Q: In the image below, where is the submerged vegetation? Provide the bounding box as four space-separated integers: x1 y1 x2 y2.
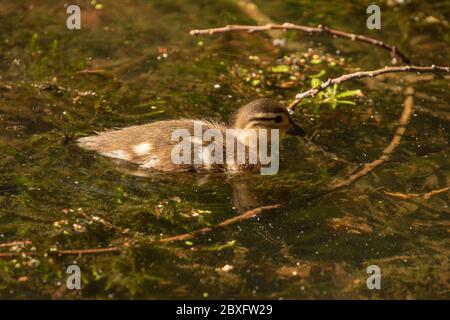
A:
0 0 449 299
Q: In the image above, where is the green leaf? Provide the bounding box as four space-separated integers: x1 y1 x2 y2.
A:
337 100 356 105
311 78 322 88
308 69 326 78
337 89 362 98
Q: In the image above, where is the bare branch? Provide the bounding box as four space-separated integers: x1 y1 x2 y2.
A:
190 23 411 64
288 65 449 110
382 186 450 200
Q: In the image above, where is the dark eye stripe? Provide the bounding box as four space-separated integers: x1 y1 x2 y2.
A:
249 117 283 122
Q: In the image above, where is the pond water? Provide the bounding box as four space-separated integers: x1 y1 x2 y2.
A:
0 0 449 299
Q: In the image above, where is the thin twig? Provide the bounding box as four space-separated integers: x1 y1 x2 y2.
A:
0 240 32 248
287 65 450 110
382 187 450 200
325 86 415 193
57 247 121 255
190 23 411 64
159 204 282 243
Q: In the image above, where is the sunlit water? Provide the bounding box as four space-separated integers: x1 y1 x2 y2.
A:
0 0 449 299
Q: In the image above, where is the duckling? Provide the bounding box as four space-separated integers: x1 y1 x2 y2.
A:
77 98 305 173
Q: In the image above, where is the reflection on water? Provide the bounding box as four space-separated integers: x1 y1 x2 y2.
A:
0 0 449 299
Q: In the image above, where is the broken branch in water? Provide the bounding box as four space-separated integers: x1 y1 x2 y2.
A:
287 65 450 110
190 23 411 64
382 187 450 200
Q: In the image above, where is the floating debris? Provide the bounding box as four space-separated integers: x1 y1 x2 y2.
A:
219 264 234 272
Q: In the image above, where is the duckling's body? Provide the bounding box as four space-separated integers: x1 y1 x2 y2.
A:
77 98 305 173
78 119 230 172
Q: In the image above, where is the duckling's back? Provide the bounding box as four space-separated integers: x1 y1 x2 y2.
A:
77 120 228 172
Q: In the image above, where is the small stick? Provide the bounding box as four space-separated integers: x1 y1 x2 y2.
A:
190 23 411 64
0 240 32 248
382 187 450 200
159 204 282 243
57 247 121 255
287 65 450 110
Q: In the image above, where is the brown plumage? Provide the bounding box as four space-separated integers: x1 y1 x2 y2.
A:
77 98 305 173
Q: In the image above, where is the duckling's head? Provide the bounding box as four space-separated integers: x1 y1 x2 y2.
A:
233 98 306 137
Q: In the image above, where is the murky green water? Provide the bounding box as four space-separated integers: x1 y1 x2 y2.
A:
0 0 449 299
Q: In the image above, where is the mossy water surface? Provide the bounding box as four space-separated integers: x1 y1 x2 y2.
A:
0 0 449 299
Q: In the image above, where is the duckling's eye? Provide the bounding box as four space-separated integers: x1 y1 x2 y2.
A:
274 115 283 123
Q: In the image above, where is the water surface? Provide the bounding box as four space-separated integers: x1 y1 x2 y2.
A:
0 0 449 299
